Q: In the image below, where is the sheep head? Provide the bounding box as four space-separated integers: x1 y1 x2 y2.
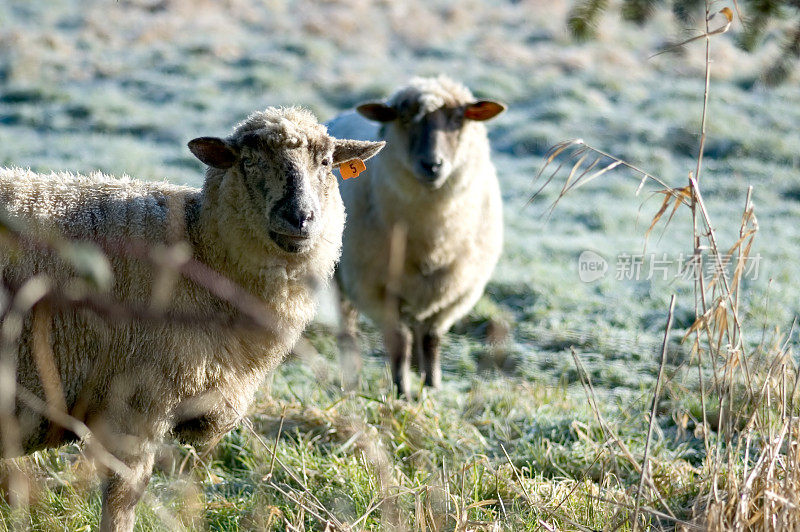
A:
356 76 505 189
189 107 384 254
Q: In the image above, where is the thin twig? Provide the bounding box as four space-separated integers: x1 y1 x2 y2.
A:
571 349 641 474
221 395 345 530
499 443 595 532
633 295 676 532
266 405 287 482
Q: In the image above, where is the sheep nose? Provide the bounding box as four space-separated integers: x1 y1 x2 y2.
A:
283 209 315 231
419 159 443 176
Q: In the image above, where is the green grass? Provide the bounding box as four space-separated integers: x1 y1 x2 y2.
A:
0 324 713 530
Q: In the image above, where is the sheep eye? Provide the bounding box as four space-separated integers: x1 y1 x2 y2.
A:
321 157 331 167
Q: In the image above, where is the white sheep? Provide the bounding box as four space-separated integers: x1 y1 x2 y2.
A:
0 106 384 532
327 76 505 396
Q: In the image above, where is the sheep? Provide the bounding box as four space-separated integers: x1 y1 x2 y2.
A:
327 76 506 397
0 106 384 532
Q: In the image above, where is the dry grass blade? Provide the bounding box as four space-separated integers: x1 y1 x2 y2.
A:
527 139 586 206
531 139 682 216
644 185 692 242
499 443 595 532
499 443 532 506
232 407 346 530
552 448 605 514
572 346 679 522
689 176 755 393
589 493 703 531
570 349 641 475
266 405 286 482
633 295 675 532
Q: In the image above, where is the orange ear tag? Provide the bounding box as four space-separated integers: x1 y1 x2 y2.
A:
339 158 366 179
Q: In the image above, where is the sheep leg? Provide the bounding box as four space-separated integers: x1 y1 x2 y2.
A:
337 296 362 390
99 447 155 532
419 330 442 389
411 324 424 371
385 323 412 397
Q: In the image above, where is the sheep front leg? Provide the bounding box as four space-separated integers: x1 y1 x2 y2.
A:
100 447 155 532
385 323 412 397
337 296 362 391
419 330 442 389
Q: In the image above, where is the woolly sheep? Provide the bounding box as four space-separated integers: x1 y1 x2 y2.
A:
0 106 384 532
327 76 505 396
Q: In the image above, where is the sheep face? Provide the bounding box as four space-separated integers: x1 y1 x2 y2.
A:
241 133 332 254
357 98 504 189
189 129 383 254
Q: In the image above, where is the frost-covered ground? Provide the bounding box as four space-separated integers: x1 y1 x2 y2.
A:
2 0 799 529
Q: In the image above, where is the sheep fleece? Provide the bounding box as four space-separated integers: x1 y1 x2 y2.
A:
0 165 343 451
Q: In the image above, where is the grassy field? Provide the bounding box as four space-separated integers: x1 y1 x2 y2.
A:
1 0 799 530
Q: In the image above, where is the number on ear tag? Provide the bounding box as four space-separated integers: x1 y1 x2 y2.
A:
339 158 366 179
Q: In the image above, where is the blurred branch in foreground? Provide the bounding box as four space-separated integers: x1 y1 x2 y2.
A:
0 205 282 333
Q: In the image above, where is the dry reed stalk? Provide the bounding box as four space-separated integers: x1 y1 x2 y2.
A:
532 3 800 529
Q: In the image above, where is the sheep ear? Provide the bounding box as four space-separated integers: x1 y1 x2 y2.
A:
188 137 239 169
356 102 398 122
463 100 506 121
332 139 386 165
